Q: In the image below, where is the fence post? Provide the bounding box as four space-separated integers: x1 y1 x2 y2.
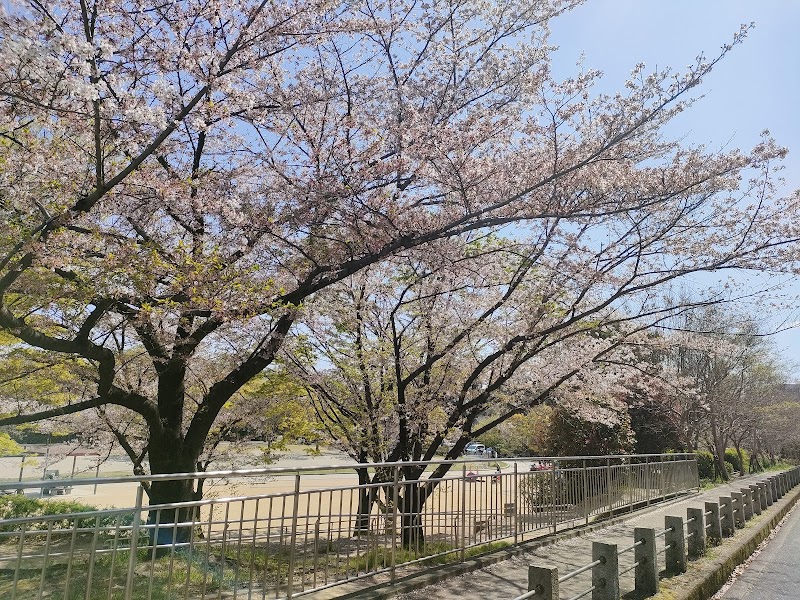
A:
705 502 722 544
286 472 301 599
528 565 558 600
392 466 399 581
719 497 735 536
765 479 775 505
634 527 658 595
583 459 589 526
513 462 519 545
749 486 762 515
124 484 144 600
592 541 619 600
551 461 558 533
758 482 768 511
731 492 744 527
687 507 705 558
627 460 633 513
606 458 613 513
664 515 686 574
645 457 650 507
460 464 467 563
660 455 666 500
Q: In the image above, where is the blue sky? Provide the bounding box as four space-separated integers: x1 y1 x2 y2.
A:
548 0 800 376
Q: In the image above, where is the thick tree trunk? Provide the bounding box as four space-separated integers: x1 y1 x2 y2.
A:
399 483 425 549
709 415 729 482
398 478 440 550
734 445 746 475
354 467 373 534
146 435 200 553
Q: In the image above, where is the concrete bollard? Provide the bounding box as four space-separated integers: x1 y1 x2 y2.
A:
528 565 558 600
664 515 686 574
777 474 784 497
705 501 723 543
771 477 780 501
758 479 778 510
731 491 745 527
592 541 620 600
634 527 658 595
687 507 706 558
740 488 753 520
719 496 735 537
749 485 762 515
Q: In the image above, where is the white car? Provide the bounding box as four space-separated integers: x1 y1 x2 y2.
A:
464 442 485 455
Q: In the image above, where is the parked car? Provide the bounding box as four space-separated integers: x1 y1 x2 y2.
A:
464 442 485 455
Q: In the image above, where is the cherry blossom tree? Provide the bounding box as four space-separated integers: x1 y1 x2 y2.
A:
658 306 788 479
289 245 719 545
0 0 799 521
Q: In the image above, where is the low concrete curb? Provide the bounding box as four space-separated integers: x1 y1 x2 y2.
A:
652 477 800 600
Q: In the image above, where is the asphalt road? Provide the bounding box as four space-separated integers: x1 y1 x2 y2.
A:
721 504 800 599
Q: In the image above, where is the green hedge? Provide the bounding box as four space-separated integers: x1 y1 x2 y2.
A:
0 495 132 532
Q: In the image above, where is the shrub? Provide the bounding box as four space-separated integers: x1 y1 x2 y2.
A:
724 448 749 473
696 451 715 479
0 495 133 533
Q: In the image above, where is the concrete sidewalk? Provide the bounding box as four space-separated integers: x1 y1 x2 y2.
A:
380 472 796 600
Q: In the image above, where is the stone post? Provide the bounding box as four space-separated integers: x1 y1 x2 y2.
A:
528 565 558 600
740 488 753 521
664 515 686 574
687 507 705 558
634 527 658 596
719 496 735 536
705 501 722 544
749 485 762 515
731 491 745 527
592 541 619 600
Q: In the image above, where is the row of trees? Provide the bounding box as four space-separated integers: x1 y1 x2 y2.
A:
1 0 799 541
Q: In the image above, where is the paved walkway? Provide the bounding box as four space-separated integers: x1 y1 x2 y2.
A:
720 498 800 599
394 473 780 600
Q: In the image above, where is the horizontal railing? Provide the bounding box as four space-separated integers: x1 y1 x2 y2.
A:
0 453 697 599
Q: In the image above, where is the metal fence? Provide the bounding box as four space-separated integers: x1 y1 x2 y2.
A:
0 453 697 599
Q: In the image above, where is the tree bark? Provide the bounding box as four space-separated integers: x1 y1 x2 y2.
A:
354 467 373 533
146 431 201 553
